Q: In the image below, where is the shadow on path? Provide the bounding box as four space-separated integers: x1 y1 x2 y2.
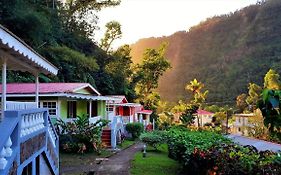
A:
93 142 143 175
227 134 281 152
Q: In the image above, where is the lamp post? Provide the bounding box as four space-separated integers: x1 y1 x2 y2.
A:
143 144 147 158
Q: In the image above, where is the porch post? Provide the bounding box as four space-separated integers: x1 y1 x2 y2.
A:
89 100 92 118
35 73 39 108
1 58 7 121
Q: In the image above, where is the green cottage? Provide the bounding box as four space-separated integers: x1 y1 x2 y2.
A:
2 83 114 122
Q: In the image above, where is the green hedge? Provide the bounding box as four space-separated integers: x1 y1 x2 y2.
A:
166 127 281 174
140 131 167 150
126 122 144 139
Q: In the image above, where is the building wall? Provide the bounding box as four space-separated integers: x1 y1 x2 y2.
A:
77 100 87 117
60 100 68 119
98 100 106 117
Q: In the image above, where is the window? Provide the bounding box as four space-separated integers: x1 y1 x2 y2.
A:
123 106 130 116
67 101 77 118
42 101 57 116
87 101 98 117
106 105 114 112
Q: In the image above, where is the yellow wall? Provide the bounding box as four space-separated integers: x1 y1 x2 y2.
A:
77 100 87 117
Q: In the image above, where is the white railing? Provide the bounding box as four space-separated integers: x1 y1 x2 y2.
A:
89 116 101 124
122 116 130 124
20 111 45 137
47 119 57 148
111 116 124 149
0 137 12 170
6 101 37 110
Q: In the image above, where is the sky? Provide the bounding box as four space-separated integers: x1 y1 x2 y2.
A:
95 0 258 49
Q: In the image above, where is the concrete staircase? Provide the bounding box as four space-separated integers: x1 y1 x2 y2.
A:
101 129 111 148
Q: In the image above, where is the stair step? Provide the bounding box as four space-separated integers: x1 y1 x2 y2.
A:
102 136 111 139
102 133 111 136
102 139 111 142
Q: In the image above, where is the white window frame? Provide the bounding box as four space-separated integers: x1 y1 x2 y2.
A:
106 104 114 112
67 100 77 119
40 101 58 118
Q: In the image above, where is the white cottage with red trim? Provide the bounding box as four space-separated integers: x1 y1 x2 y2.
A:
106 95 153 127
194 109 214 127
0 83 119 124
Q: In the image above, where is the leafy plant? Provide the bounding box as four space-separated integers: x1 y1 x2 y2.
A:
56 115 109 153
140 131 167 150
258 89 281 140
165 127 281 174
125 122 144 139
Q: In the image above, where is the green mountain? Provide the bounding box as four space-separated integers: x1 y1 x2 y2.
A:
130 0 281 104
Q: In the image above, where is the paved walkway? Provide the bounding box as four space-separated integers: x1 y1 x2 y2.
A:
227 134 281 152
61 142 143 175
94 142 143 175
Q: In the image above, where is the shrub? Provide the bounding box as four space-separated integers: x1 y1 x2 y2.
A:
125 122 144 139
166 127 230 164
166 127 281 174
187 144 281 175
56 115 109 153
140 131 167 150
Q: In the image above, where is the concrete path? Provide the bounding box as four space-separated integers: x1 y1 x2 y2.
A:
94 142 143 175
60 142 143 175
227 134 281 152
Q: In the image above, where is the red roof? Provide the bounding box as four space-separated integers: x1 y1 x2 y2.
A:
0 83 98 94
196 110 214 115
138 110 153 115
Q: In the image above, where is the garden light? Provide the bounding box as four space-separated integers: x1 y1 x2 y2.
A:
143 144 147 158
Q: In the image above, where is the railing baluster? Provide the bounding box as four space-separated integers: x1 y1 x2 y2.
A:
0 148 7 170
4 137 12 157
20 112 47 137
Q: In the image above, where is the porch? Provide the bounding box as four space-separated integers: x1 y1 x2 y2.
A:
0 24 59 175
0 108 59 175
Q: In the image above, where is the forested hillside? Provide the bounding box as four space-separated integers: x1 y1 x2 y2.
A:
0 0 138 99
131 0 281 103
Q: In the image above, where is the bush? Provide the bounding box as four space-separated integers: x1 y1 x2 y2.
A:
166 127 281 174
187 144 281 175
56 115 109 153
125 122 144 139
166 127 230 165
140 131 167 150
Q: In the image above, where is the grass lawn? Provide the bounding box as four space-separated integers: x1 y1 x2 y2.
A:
60 140 136 174
130 144 181 175
60 149 112 168
117 139 136 149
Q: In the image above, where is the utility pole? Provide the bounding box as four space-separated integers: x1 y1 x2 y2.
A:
225 111 229 135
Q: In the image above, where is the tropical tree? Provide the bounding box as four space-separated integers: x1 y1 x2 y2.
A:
236 93 248 113
258 89 281 139
246 83 262 111
100 21 122 53
264 69 281 90
134 43 171 108
185 79 208 105
133 43 171 124
258 69 281 140
180 104 198 126
61 0 121 38
184 79 208 127
105 44 134 98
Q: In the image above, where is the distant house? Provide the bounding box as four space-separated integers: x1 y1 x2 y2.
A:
0 83 115 122
106 95 153 127
194 110 214 127
232 113 254 136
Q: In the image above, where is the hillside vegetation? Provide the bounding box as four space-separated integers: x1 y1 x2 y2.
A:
131 0 281 103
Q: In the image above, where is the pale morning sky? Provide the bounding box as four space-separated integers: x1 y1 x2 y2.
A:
95 0 258 49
